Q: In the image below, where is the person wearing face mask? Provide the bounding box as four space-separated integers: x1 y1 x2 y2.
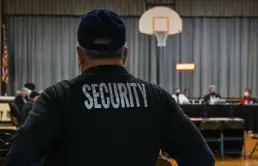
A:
14 87 31 111
203 85 221 103
172 88 189 104
240 89 257 104
20 91 40 125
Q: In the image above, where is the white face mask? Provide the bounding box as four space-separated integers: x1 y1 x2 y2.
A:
244 92 249 97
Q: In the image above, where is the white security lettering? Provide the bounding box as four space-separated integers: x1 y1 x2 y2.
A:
99 83 110 109
82 82 148 109
108 83 120 108
82 84 93 109
91 84 101 108
130 83 140 107
137 84 148 107
118 83 130 108
126 83 134 107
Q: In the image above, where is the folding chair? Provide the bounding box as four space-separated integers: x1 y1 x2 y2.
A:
223 119 246 159
249 135 258 158
0 131 14 163
199 120 224 160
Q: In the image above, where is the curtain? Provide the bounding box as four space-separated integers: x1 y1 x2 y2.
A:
6 16 258 97
6 16 153 94
159 17 258 98
7 17 79 94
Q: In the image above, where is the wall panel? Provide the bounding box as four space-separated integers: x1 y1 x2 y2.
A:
5 0 146 16
175 0 258 17
5 0 258 17
6 16 155 94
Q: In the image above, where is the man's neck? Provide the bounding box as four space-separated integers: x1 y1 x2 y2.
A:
81 62 123 72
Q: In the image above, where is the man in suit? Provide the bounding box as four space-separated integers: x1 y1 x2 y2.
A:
20 91 40 125
203 85 221 103
14 88 30 111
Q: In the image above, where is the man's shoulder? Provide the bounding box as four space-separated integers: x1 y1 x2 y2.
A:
42 76 81 99
14 94 22 100
204 94 209 98
179 94 187 98
132 76 170 97
216 93 221 97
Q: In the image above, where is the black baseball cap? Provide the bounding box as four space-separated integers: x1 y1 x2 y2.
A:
77 9 126 56
29 91 40 99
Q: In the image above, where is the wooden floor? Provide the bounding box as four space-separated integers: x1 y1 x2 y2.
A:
169 133 258 166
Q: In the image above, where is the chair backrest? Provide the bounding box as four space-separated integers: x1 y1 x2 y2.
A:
199 120 223 130
223 120 245 130
0 132 13 143
0 132 14 157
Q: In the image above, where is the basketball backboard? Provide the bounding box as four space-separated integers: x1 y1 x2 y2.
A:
139 6 182 47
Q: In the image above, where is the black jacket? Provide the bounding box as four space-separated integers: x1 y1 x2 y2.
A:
20 100 34 125
203 93 221 103
6 65 215 166
14 94 26 111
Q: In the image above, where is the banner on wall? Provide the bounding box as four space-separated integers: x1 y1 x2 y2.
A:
1 24 8 96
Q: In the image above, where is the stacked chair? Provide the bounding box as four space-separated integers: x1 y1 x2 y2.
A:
199 119 245 160
199 120 224 159
0 131 14 165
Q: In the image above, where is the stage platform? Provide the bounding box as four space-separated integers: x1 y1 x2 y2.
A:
170 133 258 166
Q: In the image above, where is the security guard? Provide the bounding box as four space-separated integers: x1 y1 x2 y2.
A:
5 9 215 166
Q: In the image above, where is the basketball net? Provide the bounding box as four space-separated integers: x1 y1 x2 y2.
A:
154 32 168 47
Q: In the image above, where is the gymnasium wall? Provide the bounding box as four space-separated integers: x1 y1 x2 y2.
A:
5 0 258 16
4 0 146 16
4 0 258 97
176 0 258 17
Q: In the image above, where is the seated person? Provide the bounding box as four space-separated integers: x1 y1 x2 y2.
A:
20 91 40 125
240 89 257 104
203 85 221 103
14 87 30 111
172 88 190 104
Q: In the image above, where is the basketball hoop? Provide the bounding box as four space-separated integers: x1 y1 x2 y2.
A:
154 32 168 47
139 6 182 47
138 7 183 85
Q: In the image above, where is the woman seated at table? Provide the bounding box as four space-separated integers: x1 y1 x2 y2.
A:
240 89 257 104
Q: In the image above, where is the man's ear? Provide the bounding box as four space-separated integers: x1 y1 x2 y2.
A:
122 46 128 65
76 47 84 64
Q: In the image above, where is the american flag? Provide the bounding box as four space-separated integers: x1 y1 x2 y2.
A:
1 25 8 85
